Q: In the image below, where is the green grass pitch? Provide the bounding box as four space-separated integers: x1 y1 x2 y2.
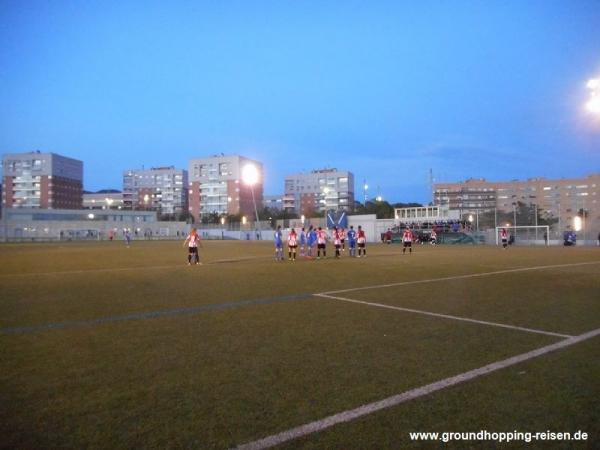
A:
1 241 599 449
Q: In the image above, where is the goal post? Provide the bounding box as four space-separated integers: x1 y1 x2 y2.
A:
495 226 550 246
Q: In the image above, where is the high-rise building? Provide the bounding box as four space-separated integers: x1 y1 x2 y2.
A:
2 151 83 210
284 168 354 216
434 174 600 233
122 166 188 215
188 155 264 221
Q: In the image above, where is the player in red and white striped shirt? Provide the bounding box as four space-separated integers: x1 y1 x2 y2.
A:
183 228 202 265
357 225 366 257
287 228 298 261
316 227 328 259
402 227 414 254
332 227 342 258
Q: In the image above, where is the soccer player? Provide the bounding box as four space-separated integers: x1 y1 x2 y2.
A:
299 227 307 257
332 226 342 258
183 228 202 265
430 229 437 245
124 229 131 247
357 225 366 257
339 227 347 252
500 228 508 249
402 227 413 254
308 225 318 257
347 225 357 257
288 228 298 261
274 225 284 261
316 227 328 259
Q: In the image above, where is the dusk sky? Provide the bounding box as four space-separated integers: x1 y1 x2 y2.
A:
1 0 599 204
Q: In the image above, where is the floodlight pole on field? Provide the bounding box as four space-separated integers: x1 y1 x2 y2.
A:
251 186 261 240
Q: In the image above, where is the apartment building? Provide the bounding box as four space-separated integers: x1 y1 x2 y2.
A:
188 155 264 221
2 151 83 210
434 174 600 232
284 168 354 216
83 190 124 210
122 166 188 215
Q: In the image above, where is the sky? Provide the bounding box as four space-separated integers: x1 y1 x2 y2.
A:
1 0 599 204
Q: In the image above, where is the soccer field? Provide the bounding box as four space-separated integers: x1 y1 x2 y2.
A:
1 241 599 449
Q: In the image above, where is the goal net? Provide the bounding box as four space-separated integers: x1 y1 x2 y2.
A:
495 226 550 246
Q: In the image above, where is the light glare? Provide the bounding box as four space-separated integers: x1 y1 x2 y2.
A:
586 96 600 114
241 164 259 186
573 216 582 232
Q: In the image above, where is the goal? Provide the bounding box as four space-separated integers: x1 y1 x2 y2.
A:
495 226 550 246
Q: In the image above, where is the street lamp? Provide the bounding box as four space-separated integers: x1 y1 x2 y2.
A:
363 181 368 203
241 163 261 239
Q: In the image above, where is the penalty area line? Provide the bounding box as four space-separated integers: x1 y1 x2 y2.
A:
233 328 600 450
320 260 600 296
315 293 573 338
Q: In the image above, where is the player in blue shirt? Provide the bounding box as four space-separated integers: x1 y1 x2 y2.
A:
299 227 307 257
307 225 318 258
274 225 284 261
347 225 357 257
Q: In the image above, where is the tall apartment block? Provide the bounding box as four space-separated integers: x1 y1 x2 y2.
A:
434 173 600 232
284 168 354 216
2 151 83 210
188 155 264 221
122 166 188 214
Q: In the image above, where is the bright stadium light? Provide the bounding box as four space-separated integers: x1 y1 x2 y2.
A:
242 216 247 225
586 77 600 115
88 213 95 219
573 215 583 232
586 96 600 114
241 164 259 186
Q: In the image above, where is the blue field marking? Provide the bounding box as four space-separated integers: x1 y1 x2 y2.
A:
0 293 314 335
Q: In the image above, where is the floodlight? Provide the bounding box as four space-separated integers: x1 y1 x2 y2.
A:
88 213 95 219
586 96 600 114
468 214 474 223
573 216 582 232
242 216 247 225
220 217 225 225
241 164 259 186
376 195 383 202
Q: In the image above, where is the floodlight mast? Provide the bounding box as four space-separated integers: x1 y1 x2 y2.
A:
242 164 262 239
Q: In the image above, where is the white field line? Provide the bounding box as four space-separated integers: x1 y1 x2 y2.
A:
234 328 600 450
315 293 573 338
321 261 600 295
